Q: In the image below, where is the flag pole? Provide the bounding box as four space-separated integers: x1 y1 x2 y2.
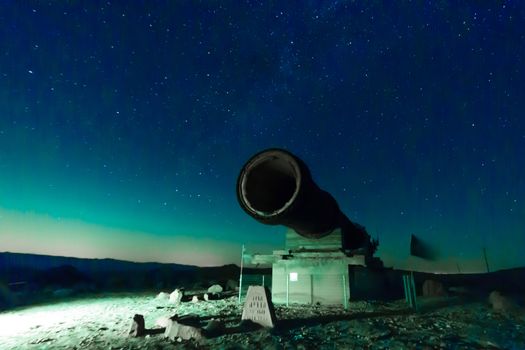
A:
482 247 490 273
238 244 245 303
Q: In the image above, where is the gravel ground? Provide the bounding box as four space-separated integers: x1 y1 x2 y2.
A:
0 293 523 350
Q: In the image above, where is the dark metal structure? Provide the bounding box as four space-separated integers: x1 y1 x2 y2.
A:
236 148 375 252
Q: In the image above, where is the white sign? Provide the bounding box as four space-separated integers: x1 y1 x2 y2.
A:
241 286 276 328
289 272 298 281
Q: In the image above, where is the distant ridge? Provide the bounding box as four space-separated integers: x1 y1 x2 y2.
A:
0 252 269 309
0 251 198 274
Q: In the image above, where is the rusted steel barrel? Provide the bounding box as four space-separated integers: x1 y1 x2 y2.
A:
236 148 370 249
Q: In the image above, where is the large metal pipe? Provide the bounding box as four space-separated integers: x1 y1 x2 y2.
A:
236 148 371 250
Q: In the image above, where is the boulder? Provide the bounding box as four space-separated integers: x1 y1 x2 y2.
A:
169 289 183 304
203 319 225 337
422 279 446 297
128 314 145 337
156 292 169 300
204 293 209 301
164 316 203 342
488 291 515 313
207 284 223 295
155 316 171 328
191 295 199 303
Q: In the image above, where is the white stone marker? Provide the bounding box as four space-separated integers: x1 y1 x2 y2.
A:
241 286 276 328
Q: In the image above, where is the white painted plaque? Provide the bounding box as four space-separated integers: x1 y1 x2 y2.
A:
241 286 276 328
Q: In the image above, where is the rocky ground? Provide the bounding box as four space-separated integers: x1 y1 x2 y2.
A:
0 292 523 350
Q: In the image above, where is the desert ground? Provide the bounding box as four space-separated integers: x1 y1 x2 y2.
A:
0 292 524 350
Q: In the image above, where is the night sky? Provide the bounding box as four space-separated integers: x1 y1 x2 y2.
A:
0 1 524 272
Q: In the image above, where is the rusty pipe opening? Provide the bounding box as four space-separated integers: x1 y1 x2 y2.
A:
237 148 374 250
239 149 301 217
237 148 340 237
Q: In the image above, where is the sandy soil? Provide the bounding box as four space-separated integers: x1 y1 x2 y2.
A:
0 293 523 350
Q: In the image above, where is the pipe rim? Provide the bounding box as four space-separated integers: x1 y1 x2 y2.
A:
239 149 301 218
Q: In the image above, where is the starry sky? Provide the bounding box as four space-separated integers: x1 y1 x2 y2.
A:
0 1 524 272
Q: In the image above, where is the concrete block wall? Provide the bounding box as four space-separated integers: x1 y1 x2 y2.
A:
271 258 349 305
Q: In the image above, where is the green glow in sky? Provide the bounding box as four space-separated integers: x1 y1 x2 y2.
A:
0 208 277 266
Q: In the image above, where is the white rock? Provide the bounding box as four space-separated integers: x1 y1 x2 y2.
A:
155 316 171 328
204 293 209 301
169 289 183 304
156 292 169 300
207 284 223 294
164 319 203 342
191 295 199 303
